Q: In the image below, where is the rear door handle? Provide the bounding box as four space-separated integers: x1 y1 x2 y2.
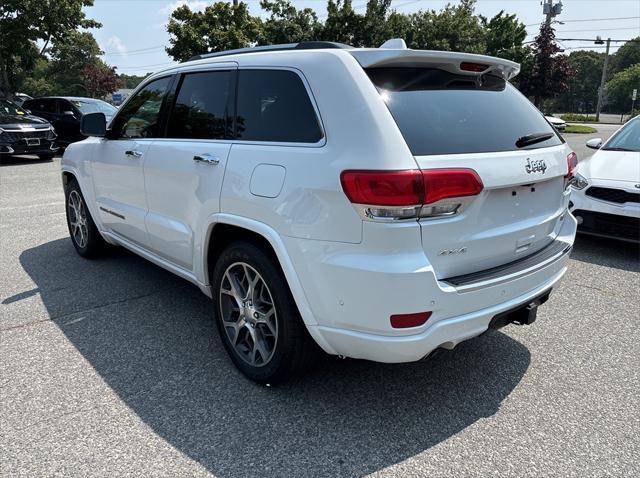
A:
193 153 220 165
125 150 143 159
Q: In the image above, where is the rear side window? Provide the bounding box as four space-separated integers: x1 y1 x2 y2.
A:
167 70 233 140
235 69 322 143
366 68 562 156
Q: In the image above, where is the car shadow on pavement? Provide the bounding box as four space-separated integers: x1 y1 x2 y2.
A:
570 235 640 273
0 155 55 166
17 238 531 477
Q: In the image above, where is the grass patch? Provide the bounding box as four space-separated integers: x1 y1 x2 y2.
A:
560 113 599 122
564 125 598 134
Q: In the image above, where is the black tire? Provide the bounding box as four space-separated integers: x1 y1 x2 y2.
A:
64 178 106 258
212 241 319 384
38 153 55 161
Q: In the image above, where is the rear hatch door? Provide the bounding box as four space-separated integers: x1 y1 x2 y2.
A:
365 63 571 279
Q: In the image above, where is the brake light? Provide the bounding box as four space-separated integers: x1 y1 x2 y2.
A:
566 152 578 178
460 62 489 72
340 168 484 220
390 311 432 328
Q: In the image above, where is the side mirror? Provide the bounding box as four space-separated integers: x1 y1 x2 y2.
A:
63 110 76 118
586 138 603 150
80 112 106 137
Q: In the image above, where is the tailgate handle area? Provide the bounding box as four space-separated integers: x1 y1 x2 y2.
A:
516 234 535 253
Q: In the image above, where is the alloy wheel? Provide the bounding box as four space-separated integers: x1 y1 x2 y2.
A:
219 262 278 367
68 190 88 249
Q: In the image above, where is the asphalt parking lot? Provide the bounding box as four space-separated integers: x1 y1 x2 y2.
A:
1 127 638 477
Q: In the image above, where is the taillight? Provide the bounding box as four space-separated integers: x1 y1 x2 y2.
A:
340 170 423 206
565 152 578 190
340 168 484 221
422 169 484 204
566 152 578 178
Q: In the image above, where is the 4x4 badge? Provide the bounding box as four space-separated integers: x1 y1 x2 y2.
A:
525 158 547 174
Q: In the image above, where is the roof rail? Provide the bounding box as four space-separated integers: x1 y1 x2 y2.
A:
188 41 352 62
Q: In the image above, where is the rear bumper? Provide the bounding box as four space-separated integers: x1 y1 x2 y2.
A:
286 213 576 363
309 271 564 363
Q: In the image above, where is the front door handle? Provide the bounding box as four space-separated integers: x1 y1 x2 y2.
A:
193 153 220 165
125 150 143 159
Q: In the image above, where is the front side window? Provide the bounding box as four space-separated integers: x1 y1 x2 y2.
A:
235 69 322 143
167 70 233 140
111 77 171 139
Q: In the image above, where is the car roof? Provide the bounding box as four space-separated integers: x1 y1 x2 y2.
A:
149 39 520 82
26 96 103 102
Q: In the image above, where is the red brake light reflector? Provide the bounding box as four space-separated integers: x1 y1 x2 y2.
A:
390 311 432 328
460 62 489 72
422 169 484 204
566 152 578 177
340 170 424 206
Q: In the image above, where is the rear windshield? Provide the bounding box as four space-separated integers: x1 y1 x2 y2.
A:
366 68 562 156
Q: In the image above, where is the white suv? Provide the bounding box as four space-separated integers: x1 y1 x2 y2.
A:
61 40 577 383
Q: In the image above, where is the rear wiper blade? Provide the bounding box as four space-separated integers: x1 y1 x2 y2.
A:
516 132 555 148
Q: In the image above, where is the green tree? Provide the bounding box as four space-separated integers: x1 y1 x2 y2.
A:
552 50 604 113
118 74 148 89
166 1 262 62
48 31 104 96
406 0 485 53
321 0 362 45
606 63 640 113
481 11 527 59
259 0 321 44
610 38 640 76
0 0 100 98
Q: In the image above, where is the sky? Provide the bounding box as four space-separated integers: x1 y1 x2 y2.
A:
85 0 640 76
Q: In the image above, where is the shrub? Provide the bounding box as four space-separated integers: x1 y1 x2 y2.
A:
560 113 599 122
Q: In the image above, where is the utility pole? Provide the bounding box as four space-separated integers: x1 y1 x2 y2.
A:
542 0 563 25
595 37 611 122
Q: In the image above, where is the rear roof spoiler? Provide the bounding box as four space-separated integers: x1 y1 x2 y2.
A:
349 49 520 80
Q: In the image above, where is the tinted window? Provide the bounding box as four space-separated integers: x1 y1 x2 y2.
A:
235 69 322 143
367 68 562 155
24 99 57 114
112 77 170 139
167 71 232 139
70 99 117 116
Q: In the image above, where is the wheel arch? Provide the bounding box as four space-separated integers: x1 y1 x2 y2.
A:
202 214 319 329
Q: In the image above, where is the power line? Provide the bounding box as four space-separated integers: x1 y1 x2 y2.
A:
526 16 640 27
102 44 166 56
557 27 640 33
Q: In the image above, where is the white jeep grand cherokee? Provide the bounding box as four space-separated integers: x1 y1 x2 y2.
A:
61 40 577 383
